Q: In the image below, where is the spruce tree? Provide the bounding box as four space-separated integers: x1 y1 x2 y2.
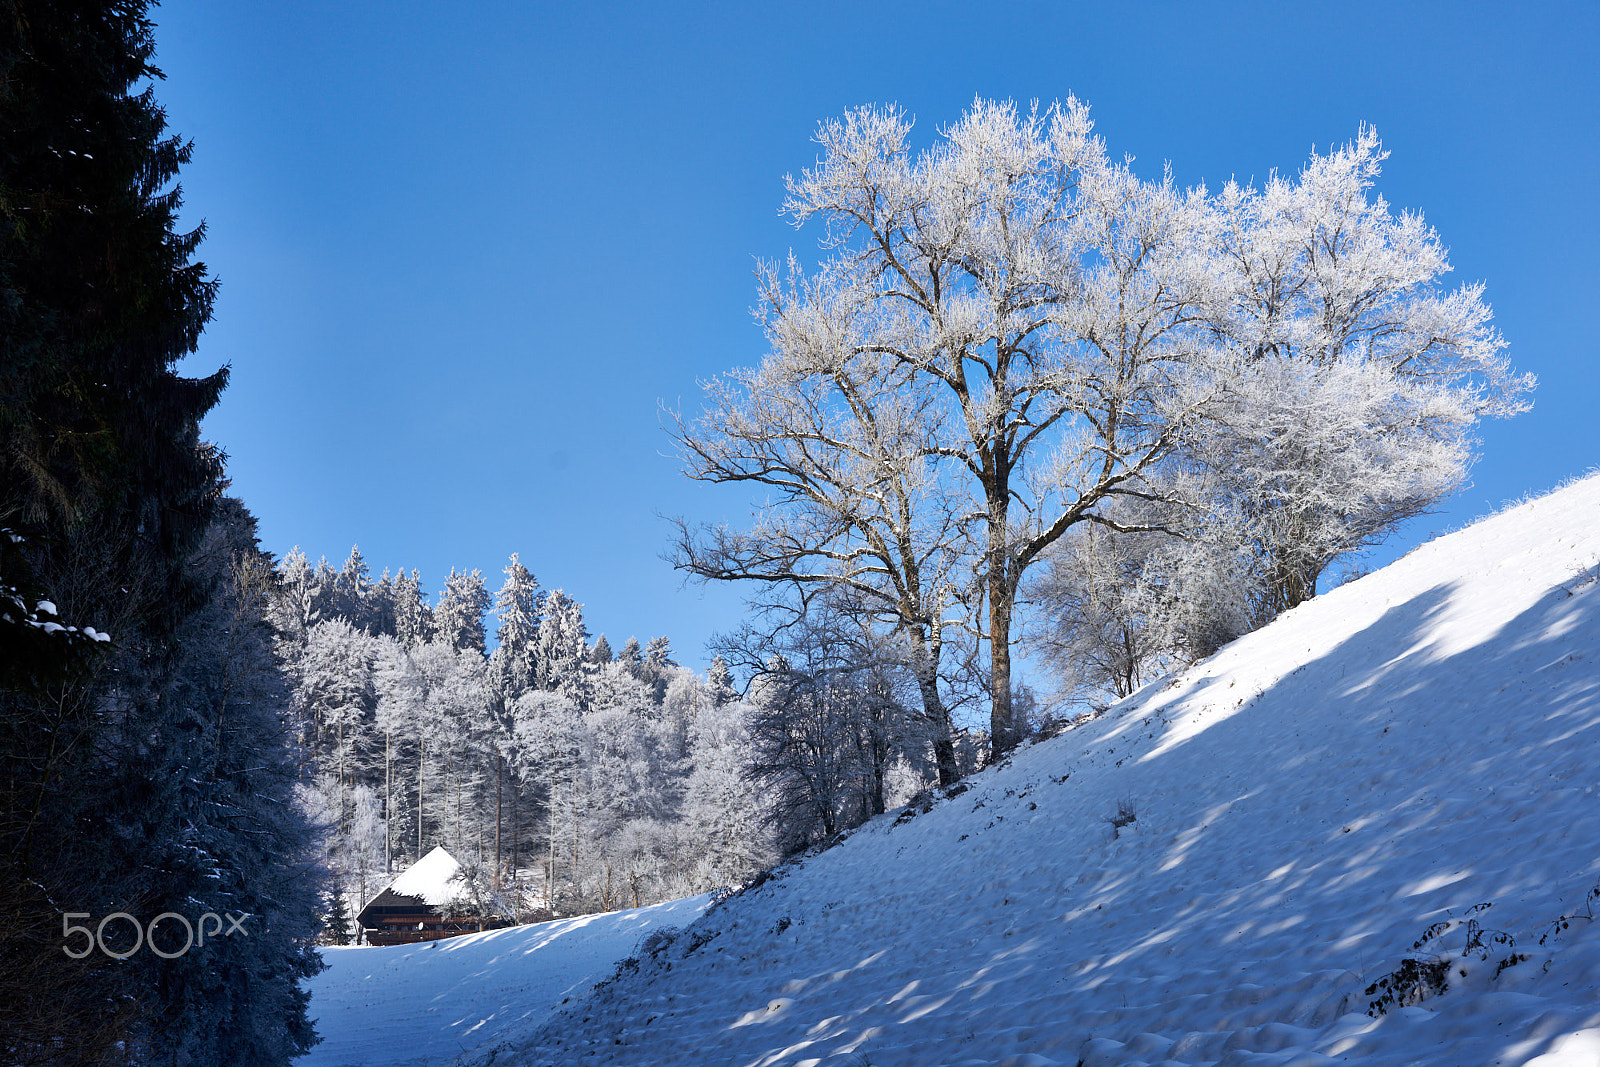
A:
643 636 676 705
435 567 491 654
707 654 737 706
394 567 432 648
0 4 321 1060
618 636 645 675
491 552 540 695
367 566 398 637
536 590 589 695
334 544 372 627
323 890 353 946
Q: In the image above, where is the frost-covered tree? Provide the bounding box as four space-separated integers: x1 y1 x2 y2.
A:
591 655 656 718
645 635 675 671
707 654 738 706
641 636 676 704
417 643 491 858
486 555 541 879
513 690 584 905
679 102 1531 760
1029 131 1531 703
333 545 371 628
617 636 643 674
660 667 707 764
151 504 324 1064
680 698 772 886
311 555 339 620
1030 496 1256 706
435 567 491 654
394 568 432 649
294 620 379 792
493 555 540 654
372 636 420 868
270 547 322 644
300 775 386 920
372 640 462 860
1032 523 1157 702
536 590 591 702
737 601 920 852
674 98 1229 761
367 567 398 638
1197 128 1530 611
491 553 541 698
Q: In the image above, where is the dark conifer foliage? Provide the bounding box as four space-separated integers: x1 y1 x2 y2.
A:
1 0 225 556
1 4 321 1062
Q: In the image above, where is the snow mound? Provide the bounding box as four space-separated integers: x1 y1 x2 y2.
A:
481 474 1600 1066
300 893 710 1067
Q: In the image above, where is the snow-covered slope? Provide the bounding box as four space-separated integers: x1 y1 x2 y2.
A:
300 893 709 1067
479 475 1600 1067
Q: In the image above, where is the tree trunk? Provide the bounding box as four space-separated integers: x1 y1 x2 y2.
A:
494 755 502 887
384 730 391 873
988 555 1016 760
907 625 959 785
983 432 1020 763
870 751 886 816
337 719 347 832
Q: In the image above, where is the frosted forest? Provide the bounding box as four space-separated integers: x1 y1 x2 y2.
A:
8 3 1588 1064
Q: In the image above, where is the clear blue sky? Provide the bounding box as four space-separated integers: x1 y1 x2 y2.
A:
158 1 1598 673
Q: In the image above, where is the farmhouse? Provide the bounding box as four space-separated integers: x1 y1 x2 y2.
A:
355 846 509 945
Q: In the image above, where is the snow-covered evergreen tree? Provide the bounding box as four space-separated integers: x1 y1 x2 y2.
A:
367 567 398 638
617 636 644 676
394 568 433 649
536 590 591 701
295 620 380 794
270 546 322 644
435 568 491 654
334 545 371 629
490 552 541 700
707 654 738 706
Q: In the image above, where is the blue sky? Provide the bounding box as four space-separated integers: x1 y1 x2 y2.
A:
158 2 1598 674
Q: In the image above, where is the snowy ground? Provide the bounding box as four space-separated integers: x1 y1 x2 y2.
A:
470 475 1600 1066
300 893 709 1067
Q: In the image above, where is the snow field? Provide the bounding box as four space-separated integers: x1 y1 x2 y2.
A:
300 892 710 1066
483 475 1600 1066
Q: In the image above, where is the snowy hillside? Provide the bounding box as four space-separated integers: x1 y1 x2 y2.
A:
301 894 709 1067
474 475 1600 1067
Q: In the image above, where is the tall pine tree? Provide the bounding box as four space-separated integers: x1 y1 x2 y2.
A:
490 552 540 698
1 4 320 1061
